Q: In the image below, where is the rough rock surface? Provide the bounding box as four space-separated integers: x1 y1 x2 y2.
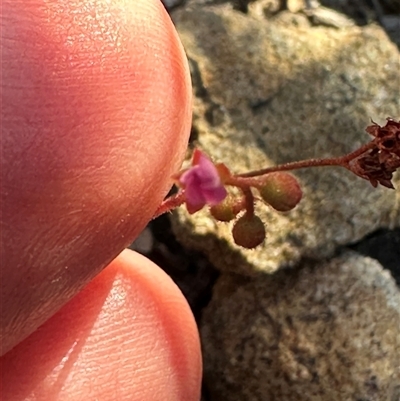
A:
170 3 400 275
161 4 400 401
201 251 400 401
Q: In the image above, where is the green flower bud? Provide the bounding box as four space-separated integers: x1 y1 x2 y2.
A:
232 214 266 249
210 195 241 222
257 172 302 212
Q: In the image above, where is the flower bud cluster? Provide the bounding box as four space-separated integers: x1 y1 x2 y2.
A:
175 150 302 249
155 117 399 249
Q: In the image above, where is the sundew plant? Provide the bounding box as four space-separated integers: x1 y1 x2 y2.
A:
155 118 400 249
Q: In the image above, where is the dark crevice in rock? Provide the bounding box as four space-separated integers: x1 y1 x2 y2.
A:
188 57 209 99
189 124 200 146
147 215 220 320
348 228 400 286
164 0 399 48
318 0 400 48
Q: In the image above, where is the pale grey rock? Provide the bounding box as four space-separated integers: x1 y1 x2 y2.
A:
201 251 400 401
170 3 400 275
305 5 356 27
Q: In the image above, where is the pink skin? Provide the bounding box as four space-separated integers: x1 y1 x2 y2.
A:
1 0 201 399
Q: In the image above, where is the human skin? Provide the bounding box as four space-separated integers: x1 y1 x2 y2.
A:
1 0 201 399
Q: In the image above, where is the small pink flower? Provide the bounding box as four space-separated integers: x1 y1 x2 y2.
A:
178 149 227 214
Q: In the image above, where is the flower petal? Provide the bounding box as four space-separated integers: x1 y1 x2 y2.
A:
203 185 227 205
185 182 206 207
196 153 222 188
178 149 228 213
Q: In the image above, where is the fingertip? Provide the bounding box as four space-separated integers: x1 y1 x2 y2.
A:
2 0 192 354
1 250 202 401
110 249 203 400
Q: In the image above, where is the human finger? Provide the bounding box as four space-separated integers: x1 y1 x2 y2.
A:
0 250 202 401
1 0 192 354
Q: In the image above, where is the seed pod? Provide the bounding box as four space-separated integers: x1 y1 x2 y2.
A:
257 172 302 212
232 214 266 249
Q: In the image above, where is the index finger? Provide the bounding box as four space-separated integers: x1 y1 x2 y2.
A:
1 0 192 354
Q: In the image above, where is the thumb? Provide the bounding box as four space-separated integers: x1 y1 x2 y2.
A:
0 250 202 401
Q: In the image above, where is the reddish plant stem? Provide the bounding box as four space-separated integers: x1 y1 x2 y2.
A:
236 141 376 179
152 141 377 219
240 186 255 217
152 190 186 219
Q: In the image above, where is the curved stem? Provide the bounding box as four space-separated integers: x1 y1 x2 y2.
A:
152 190 186 219
237 142 376 178
241 186 255 217
151 141 379 219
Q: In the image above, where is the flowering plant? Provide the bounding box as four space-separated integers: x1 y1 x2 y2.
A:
154 118 400 249
173 149 227 214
